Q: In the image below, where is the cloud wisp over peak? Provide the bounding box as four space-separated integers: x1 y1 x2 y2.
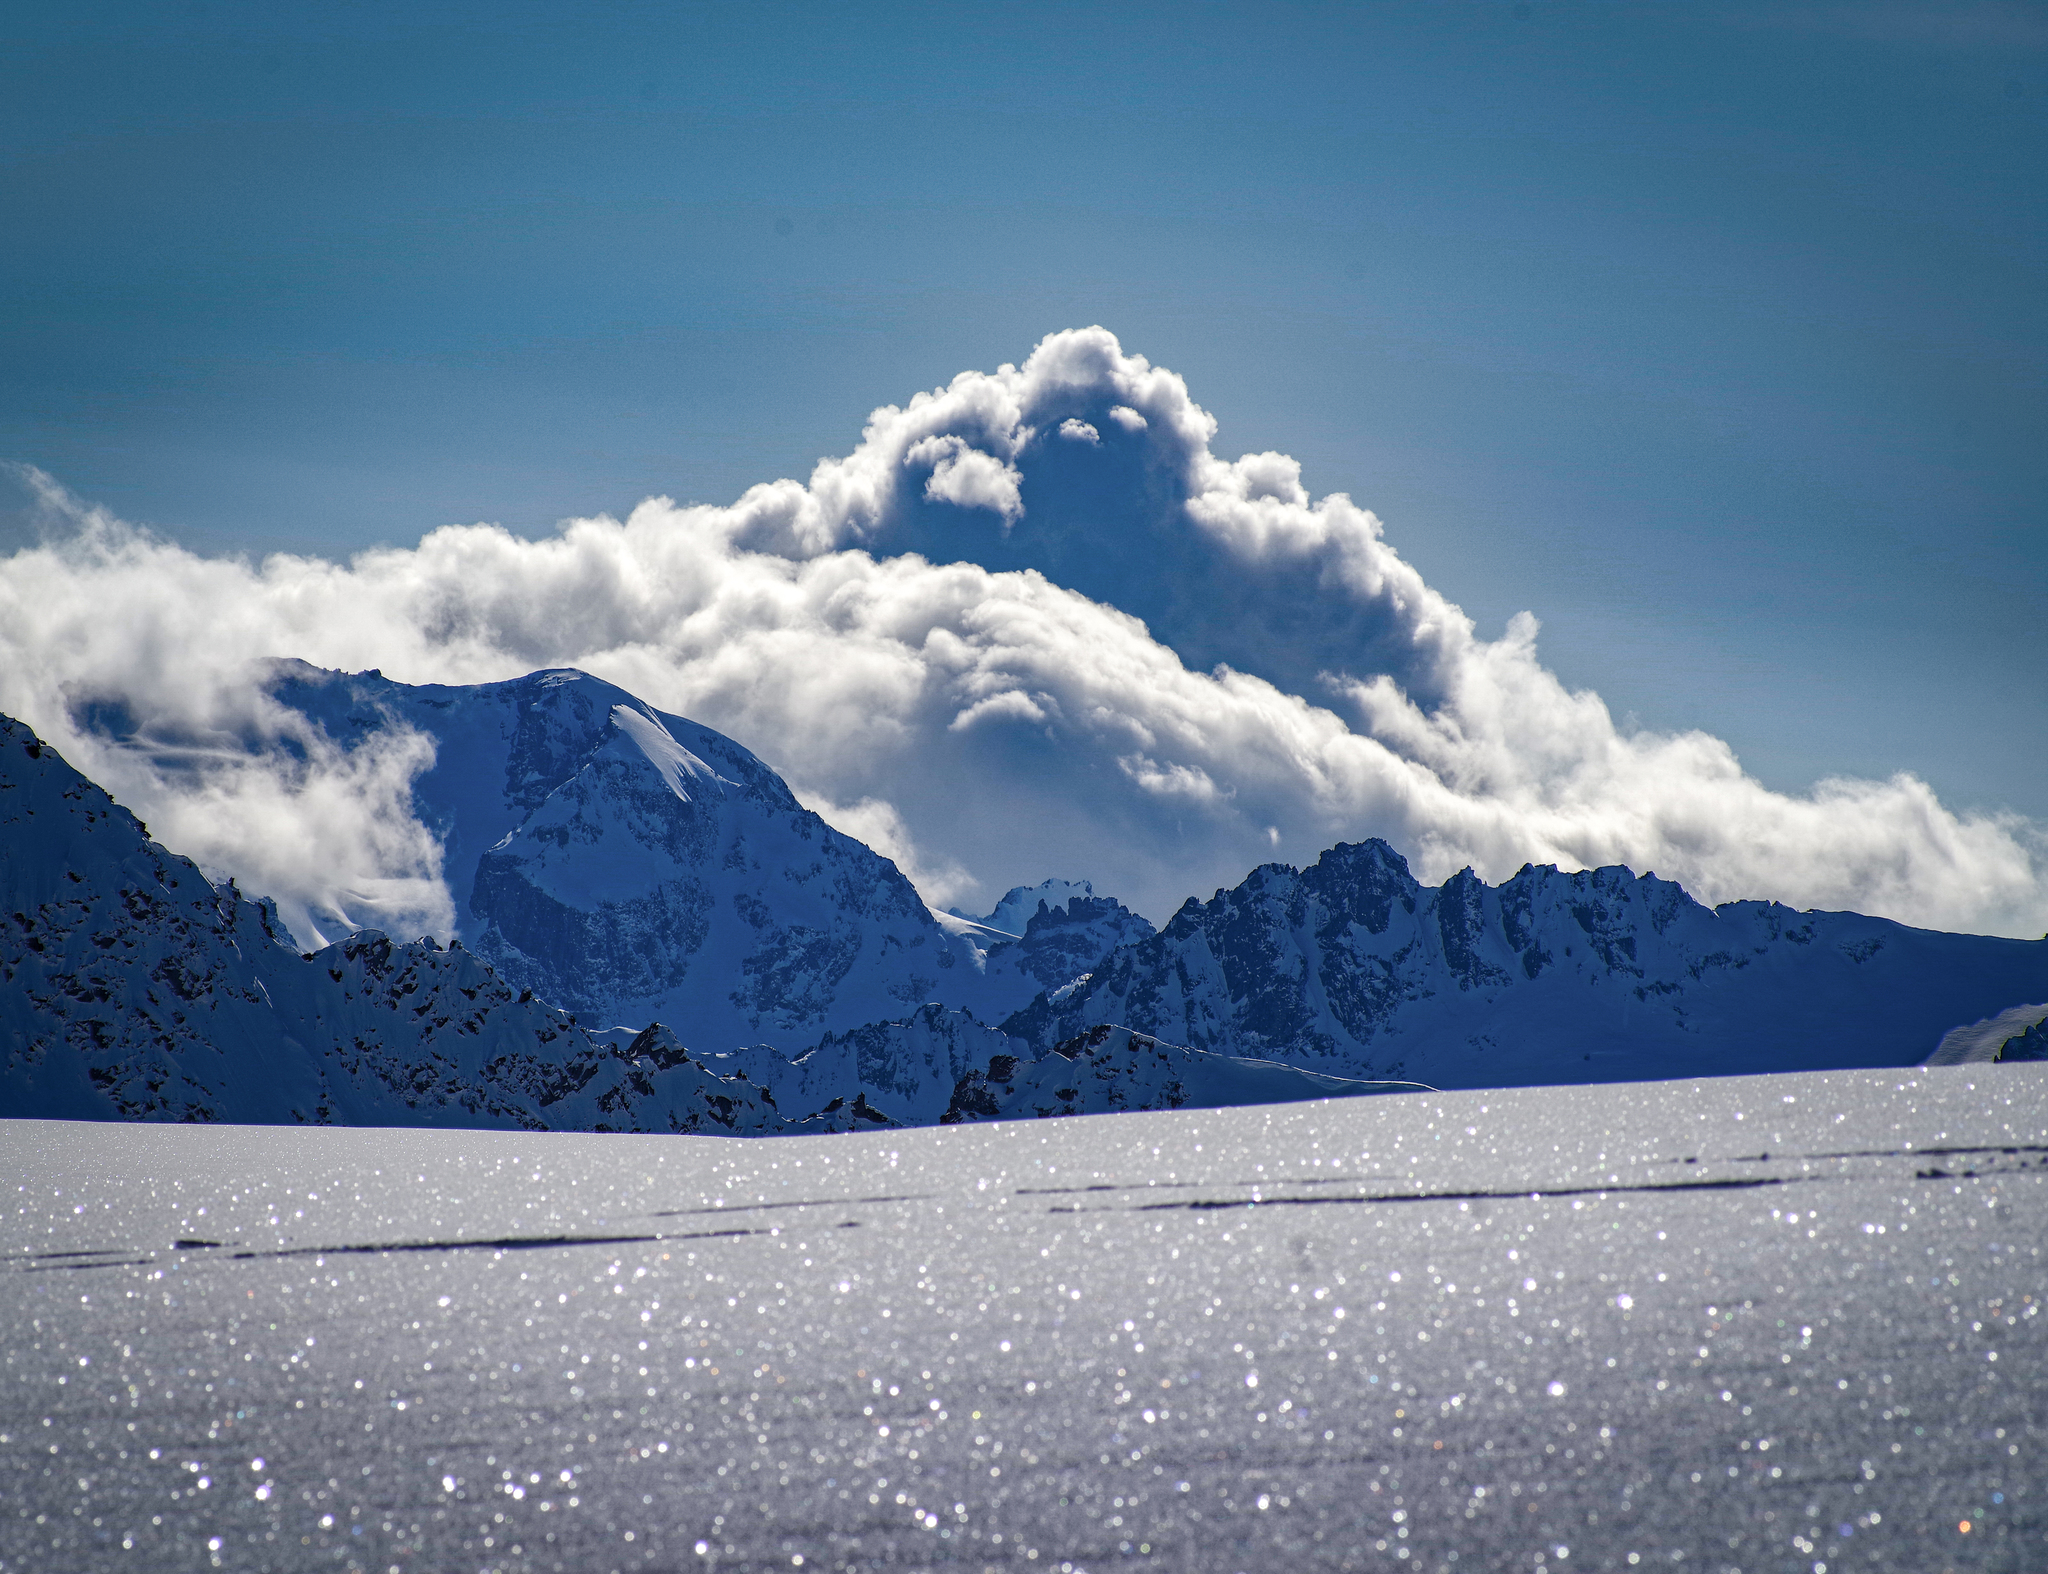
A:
2 327 2041 944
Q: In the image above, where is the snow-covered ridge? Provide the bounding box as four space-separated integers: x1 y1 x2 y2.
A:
1001 840 2048 1088
940 1022 1411 1125
1926 1004 2048 1066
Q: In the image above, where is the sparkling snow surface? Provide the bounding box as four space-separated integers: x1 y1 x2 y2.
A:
5 1067 2044 1573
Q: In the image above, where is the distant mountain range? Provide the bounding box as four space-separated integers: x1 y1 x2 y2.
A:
5 665 2044 1132
1002 839 2048 1086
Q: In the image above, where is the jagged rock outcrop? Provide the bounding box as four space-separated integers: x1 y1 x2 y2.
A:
999 840 2048 1089
964 884 1157 1022
2002 1020 2048 1062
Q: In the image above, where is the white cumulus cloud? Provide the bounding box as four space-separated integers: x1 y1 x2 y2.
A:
1 326 2043 944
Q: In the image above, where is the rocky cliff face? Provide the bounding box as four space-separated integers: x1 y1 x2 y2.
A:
1000 839 2048 1088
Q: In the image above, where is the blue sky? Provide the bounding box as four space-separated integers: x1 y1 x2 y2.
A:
4 0 2044 829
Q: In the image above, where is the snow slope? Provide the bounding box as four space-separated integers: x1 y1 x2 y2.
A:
1002 839 2048 1087
8 1063 2043 1572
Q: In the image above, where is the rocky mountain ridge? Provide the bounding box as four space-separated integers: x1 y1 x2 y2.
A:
1001 839 2048 1087
14 658 2048 1133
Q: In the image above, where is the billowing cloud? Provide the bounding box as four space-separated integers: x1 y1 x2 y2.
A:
0 479 455 948
2 327 2043 945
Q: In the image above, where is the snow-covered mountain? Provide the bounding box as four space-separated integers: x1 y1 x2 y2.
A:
23 660 2048 1130
263 665 1142 1046
1001 839 2048 1088
272 663 970 1042
0 714 1305 1132
947 881 1157 1026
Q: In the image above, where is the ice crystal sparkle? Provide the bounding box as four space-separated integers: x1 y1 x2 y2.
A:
5 1060 2045 1569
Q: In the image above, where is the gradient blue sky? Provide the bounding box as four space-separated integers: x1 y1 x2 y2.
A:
5 0 2044 819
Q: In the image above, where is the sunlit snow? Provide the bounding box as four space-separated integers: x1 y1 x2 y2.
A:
5 1064 2042 1571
